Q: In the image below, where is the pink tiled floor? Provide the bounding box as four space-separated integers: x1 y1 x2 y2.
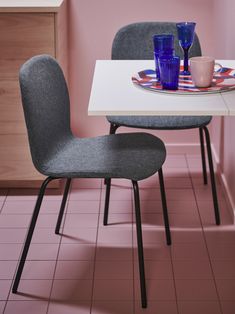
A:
0 154 235 313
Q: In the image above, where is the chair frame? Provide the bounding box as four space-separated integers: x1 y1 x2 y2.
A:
12 170 171 309
107 123 220 226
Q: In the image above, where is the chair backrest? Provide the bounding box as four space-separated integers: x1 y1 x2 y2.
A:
112 22 202 60
19 54 72 173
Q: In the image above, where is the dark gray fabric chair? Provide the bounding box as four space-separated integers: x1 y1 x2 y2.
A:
12 54 171 308
107 22 220 225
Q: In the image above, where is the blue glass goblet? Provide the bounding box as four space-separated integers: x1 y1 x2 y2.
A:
176 22 196 75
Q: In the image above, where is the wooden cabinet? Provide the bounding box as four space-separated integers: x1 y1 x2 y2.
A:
0 0 67 188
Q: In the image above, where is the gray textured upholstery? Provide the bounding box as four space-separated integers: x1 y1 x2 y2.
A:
112 22 201 60
107 115 212 130
108 22 212 129
19 55 166 181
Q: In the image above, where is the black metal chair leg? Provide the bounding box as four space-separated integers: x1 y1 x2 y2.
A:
104 124 120 186
12 176 55 293
199 127 208 185
132 180 147 308
55 178 71 234
202 126 221 225
103 178 111 225
158 168 171 245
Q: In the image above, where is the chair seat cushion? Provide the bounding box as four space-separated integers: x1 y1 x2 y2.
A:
40 133 166 181
107 116 212 130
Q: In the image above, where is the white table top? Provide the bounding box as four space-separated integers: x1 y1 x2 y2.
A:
88 60 235 116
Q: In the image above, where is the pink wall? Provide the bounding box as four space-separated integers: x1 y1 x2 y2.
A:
212 0 235 209
68 0 215 144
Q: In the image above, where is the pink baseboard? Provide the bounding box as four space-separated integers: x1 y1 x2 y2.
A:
211 144 235 220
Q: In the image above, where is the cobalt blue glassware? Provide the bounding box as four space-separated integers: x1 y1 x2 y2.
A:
153 34 174 80
176 22 196 75
158 55 180 90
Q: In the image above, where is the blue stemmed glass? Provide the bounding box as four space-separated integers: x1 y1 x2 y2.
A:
176 22 196 75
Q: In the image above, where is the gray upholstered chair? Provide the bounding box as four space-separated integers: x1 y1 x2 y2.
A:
106 22 220 225
12 55 171 308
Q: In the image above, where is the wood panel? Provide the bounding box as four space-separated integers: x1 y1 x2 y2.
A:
0 7 65 188
0 13 55 59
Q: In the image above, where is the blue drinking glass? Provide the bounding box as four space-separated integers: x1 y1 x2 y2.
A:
176 22 196 75
153 34 174 80
158 55 180 90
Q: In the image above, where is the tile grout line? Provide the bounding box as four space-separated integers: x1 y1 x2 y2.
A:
185 154 224 314
0 189 10 215
90 179 103 314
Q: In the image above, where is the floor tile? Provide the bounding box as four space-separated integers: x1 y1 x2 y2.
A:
211 260 235 279
1 200 35 214
32 228 61 244
205 229 235 244
9 280 52 301
93 280 133 301
96 243 133 261
54 261 94 279
175 279 218 300
92 301 133 314
61 228 97 244
178 301 221 314
72 178 101 189
4 301 48 314
97 228 132 245
133 227 167 245
168 212 201 228
207 242 235 259
100 200 132 213
0 243 22 260
27 243 60 260
94 261 133 280
221 301 235 314
171 229 205 243
0 228 27 244
67 200 100 213
0 214 31 228
171 242 209 260
58 244 96 261
64 214 99 229
216 279 235 300
0 302 6 313
50 280 93 301
134 260 173 279
101 188 132 201
99 213 133 228
133 243 171 261
134 300 177 314
48 301 91 314
0 280 11 300
134 213 163 228
21 261 56 280
69 189 101 201
134 279 176 301
0 261 17 279
172 259 213 279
